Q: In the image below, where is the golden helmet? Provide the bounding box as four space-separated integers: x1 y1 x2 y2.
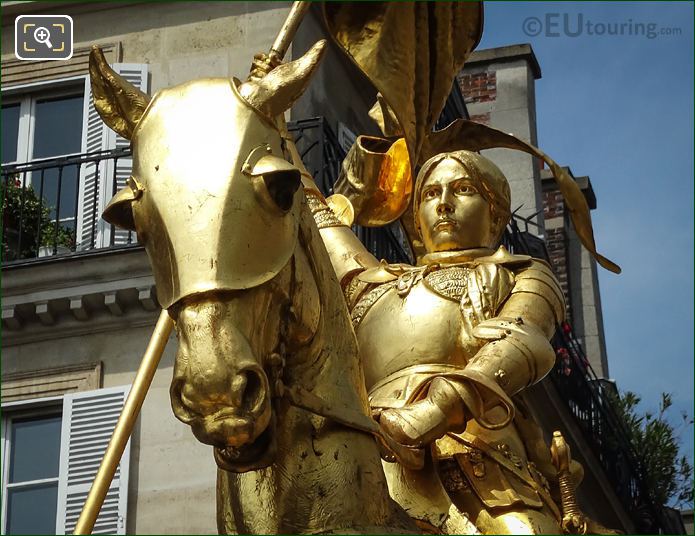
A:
91 43 327 309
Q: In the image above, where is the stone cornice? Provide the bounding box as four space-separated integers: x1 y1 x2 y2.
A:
2 246 161 346
541 167 597 210
467 43 542 80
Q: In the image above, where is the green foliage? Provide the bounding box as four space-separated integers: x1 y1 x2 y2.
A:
1 176 75 261
610 390 694 509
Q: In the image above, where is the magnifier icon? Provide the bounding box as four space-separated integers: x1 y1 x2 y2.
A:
33 26 53 49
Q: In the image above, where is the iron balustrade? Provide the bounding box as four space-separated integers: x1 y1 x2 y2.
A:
551 323 678 533
1 148 135 262
1 120 407 264
504 212 676 534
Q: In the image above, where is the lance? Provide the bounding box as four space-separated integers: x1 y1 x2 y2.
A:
270 1 311 65
73 2 311 534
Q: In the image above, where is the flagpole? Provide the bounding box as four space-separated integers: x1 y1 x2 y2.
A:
73 310 173 535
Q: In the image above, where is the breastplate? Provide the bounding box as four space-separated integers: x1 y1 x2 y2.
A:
354 264 485 390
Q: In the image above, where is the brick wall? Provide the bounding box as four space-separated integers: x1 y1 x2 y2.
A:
457 70 496 104
543 186 571 320
469 112 490 125
543 190 565 219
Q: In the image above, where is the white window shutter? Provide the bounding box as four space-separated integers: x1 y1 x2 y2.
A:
76 64 148 250
56 385 131 535
76 73 109 250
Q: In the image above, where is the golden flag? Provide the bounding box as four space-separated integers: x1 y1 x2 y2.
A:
323 2 483 164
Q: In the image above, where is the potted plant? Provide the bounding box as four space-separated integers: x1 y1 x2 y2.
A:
2 177 76 260
38 221 76 257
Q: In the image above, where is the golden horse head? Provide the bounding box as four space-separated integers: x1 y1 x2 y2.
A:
91 42 327 461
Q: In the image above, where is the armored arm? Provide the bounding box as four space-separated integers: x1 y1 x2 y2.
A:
440 259 565 431
464 259 565 406
380 259 566 446
303 188 380 285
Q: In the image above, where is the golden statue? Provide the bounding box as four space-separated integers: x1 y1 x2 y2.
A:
302 148 568 533
300 5 621 533
84 29 424 536
72 3 619 534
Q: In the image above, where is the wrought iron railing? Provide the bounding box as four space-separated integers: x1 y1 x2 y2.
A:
1 119 409 265
1 148 135 262
551 323 679 533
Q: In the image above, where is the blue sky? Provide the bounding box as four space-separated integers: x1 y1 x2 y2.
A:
479 2 694 476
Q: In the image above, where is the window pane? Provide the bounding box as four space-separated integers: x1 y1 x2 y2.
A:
32 94 83 159
2 103 20 163
9 414 62 483
6 482 58 535
36 166 80 225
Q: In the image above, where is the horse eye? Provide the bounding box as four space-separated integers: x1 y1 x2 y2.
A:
262 170 301 212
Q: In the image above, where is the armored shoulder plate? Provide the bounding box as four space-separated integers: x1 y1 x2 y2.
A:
460 263 516 326
510 260 566 324
350 281 395 329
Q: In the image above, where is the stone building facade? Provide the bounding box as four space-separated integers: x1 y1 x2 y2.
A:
1 3 371 533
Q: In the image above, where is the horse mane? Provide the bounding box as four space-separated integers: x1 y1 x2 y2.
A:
216 195 415 535
292 197 371 413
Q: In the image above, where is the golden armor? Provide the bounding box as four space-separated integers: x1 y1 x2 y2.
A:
304 149 579 534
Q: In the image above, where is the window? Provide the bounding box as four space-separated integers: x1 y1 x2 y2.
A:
1 386 130 535
76 64 148 249
1 87 85 235
2 411 63 535
1 65 148 255
1 103 21 164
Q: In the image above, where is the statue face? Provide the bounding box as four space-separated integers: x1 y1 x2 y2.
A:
417 158 494 253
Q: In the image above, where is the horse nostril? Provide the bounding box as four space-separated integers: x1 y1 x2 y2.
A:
233 367 266 414
230 373 247 408
170 379 198 424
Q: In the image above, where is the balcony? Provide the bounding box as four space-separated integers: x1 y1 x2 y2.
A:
2 148 136 263
551 322 681 533
2 118 409 266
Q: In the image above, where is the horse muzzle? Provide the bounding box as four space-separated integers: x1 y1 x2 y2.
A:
169 298 273 450
170 362 271 448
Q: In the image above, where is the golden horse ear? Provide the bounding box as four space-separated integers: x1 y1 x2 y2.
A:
238 40 326 119
89 46 151 140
